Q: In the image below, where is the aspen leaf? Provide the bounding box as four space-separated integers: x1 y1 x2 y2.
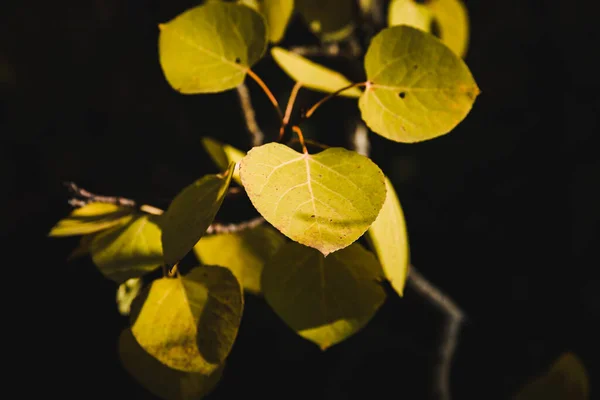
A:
238 0 294 43
119 328 224 400
130 266 243 374
296 0 355 42
366 177 410 296
240 143 386 256
262 242 386 349
194 225 286 294
66 234 96 261
388 0 469 57
161 163 235 266
201 137 245 185
91 215 163 283
48 203 132 237
359 25 479 143
271 47 362 98
514 352 589 400
158 2 267 93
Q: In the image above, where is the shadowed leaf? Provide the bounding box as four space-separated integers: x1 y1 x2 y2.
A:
49 203 133 237
239 0 294 43
201 137 245 185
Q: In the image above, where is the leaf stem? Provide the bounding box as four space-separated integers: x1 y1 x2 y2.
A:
280 82 303 139
291 125 308 154
303 82 366 119
288 138 330 150
246 68 284 125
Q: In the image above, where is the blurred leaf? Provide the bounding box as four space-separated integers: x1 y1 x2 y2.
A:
161 163 235 266
91 215 163 283
296 0 355 42
262 242 386 349
387 0 469 57
271 47 362 97
119 328 224 400
240 143 386 256
117 278 144 316
366 177 409 296
66 234 96 261
158 2 267 93
48 203 133 237
239 0 294 43
513 352 589 400
201 137 245 185
194 225 286 294
130 266 243 374
359 25 479 142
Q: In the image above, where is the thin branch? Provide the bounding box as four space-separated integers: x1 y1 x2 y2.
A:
407 266 465 400
65 181 136 207
236 83 265 147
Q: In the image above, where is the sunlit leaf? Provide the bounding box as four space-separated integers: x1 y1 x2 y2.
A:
48 203 133 237
194 225 286 294
240 143 386 256
117 278 144 316
296 0 355 42
158 2 267 94
130 266 243 374
119 328 224 400
271 47 362 98
366 177 409 296
359 25 479 143
513 352 589 400
387 0 469 57
91 215 163 283
201 137 245 185
161 163 235 266
262 242 386 349
239 0 294 43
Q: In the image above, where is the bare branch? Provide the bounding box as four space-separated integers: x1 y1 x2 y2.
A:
205 216 265 235
65 181 136 208
407 266 465 400
235 82 264 147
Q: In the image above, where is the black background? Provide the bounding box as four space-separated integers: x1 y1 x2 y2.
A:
2 0 599 399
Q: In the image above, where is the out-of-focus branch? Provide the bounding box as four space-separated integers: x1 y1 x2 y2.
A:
236 82 264 147
407 266 466 400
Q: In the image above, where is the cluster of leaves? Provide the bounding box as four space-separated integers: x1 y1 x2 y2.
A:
50 0 481 398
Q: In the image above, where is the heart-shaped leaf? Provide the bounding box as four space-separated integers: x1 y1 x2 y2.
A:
130 266 243 374
296 0 356 42
161 163 235 266
194 225 286 294
239 0 294 43
91 214 163 283
240 143 386 256
119 328 224 400
48 203 132 237
359 25 479 143
158 2 267 93
366 177 410 296
271 47 362 98
388 0 469 57
262 242 386 349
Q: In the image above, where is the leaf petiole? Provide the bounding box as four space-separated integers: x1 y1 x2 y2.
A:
246 68 284 125
280 82 303 139
291 125 308 154
303 81 366 119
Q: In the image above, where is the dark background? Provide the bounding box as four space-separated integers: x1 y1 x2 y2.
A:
2 0 599 399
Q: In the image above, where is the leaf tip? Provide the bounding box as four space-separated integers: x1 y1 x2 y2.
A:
158 23 166 31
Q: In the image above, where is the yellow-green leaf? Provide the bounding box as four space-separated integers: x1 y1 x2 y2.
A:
161 163 235 266
514 352 589 400
48 203 133 237
119 328 224 400
240 143 386 256
201 137 245 185
366 177 409 296
359 25 479 143
271 47 362 98
158 2 267 94
296 0 355 42
91 215 163 283
130 266 243 374
66 234 96 261
117 278 144 316
387 0 469 57
239 0 294 43
262 242 386 349
194 225 286 294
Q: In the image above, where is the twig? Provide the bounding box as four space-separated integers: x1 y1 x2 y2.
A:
351 119 370 156
407 266 465 400
63 182 265 235
236 83 264 147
